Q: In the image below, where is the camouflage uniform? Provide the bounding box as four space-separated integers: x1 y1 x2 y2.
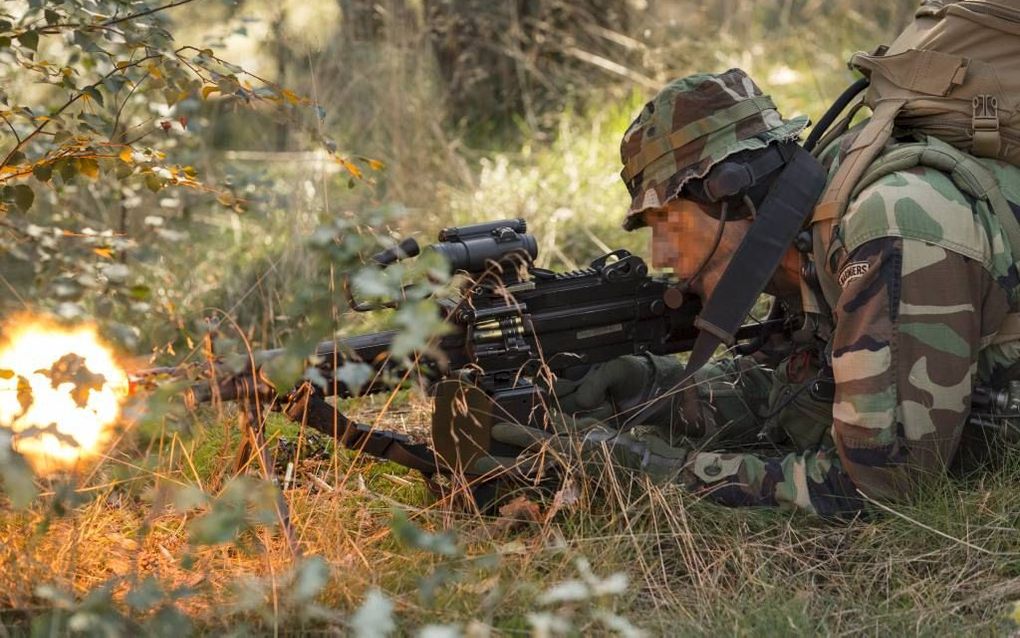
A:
620 69 1020 517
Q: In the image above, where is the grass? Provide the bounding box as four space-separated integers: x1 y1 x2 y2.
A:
4 420 1020 635
7 1 1020 635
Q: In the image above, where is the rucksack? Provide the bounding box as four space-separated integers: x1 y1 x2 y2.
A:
808 0 1020 310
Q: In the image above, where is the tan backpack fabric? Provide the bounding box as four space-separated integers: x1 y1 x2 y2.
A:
812 0 1020 236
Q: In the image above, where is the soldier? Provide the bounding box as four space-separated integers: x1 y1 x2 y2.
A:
487 67 1020 517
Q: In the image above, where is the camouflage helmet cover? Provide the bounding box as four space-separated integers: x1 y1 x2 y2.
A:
620 68 809 230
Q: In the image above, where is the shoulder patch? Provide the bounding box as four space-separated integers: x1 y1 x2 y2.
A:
838 260 870 288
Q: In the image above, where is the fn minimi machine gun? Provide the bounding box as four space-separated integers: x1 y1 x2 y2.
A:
134 219 788 506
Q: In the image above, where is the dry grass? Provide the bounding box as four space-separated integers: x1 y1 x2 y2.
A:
6 1 1020 636
3 391 1020 635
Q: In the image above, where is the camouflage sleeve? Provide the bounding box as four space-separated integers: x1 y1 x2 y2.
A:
678 236 1009 517
830 236 1009 501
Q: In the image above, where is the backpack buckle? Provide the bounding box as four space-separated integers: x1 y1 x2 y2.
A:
972 94 1001 157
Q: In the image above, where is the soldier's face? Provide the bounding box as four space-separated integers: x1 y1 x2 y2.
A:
643 198 753 300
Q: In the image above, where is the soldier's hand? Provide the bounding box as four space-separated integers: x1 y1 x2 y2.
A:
552 354 685 425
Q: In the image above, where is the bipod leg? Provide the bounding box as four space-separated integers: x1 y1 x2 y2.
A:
238 398 301 557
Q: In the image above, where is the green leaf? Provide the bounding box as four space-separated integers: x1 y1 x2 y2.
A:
145 605 192 638
287 557 330 605
390 301 448 360
144 173 163 193
44 9 59 25
33 163 52 182
128 284 151 301
350 589 395 638
12 184 33 212
83 86 103 107
58 158 77 182
171 484 207 513
16 30 38 52
125 576 164 612
0 429 38 509
263 351 303 392
337 362 374 395
390 510 460 557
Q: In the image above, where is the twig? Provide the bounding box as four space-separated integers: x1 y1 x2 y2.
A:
176 45 277 87
858 489 1020 557
111 73 148 143
0 53 161 169
102 0 197 28
308 475 334 492
0 112 21 145
561 46 660 90
36 0 198 33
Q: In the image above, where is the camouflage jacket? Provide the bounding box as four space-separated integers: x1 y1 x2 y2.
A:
677 133 1020 517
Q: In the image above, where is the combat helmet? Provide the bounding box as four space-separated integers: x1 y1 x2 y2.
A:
620 68 809 230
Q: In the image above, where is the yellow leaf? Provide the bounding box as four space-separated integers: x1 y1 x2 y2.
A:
146 63 163 80
281 88 301 105
201 85 219 99
367 159 385 171
339 158 362 179
93 247 114 259
119 147 134 164
77 158 99 179
1010 600 1020 626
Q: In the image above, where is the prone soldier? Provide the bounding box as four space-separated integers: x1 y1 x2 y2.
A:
487 2 1020 517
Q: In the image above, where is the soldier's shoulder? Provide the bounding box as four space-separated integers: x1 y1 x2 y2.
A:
839 160 1020 268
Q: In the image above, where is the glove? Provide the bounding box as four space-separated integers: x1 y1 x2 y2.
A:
552 354 687 428
475 420 689 484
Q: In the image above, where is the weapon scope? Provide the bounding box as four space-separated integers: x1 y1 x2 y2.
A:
367 218 538 275
427 218 538 273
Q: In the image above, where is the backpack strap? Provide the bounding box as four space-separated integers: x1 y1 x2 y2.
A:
810 132 1020 343
851 135 1020 263
812 99 906 227
807 99 907 311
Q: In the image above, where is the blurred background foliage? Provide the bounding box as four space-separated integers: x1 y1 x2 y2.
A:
1 0 916 359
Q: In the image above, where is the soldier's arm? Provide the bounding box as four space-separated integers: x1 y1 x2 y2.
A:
679 233 1008 516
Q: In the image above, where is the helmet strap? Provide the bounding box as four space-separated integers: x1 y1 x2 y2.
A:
678 201 730 295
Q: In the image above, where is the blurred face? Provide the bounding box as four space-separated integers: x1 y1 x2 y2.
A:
643 198 753 301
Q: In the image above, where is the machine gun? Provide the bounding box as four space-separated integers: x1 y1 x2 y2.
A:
132 218 789 504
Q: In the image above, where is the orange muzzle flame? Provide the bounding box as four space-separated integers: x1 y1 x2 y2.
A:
0 315 129 474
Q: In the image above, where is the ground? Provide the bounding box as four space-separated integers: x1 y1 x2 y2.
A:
3 388 1020 636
